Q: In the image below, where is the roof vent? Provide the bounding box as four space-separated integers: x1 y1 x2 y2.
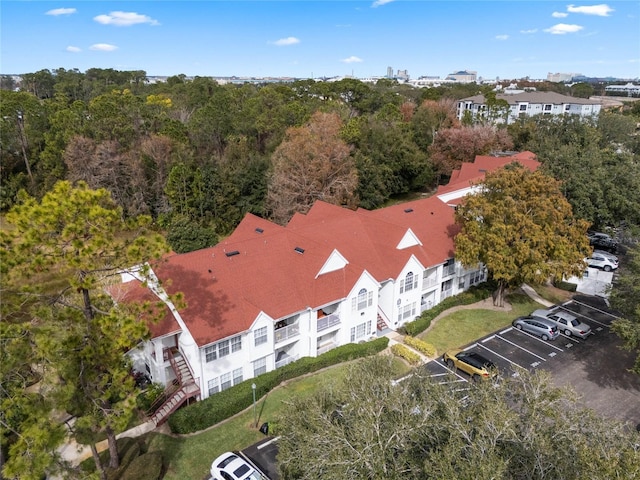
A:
255 227 264 233
294 247 305 254
225 250 240 257
404 208 414 213
478 169 487 173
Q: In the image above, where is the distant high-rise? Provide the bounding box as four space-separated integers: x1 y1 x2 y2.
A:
547 72 581 83
386 66 393 79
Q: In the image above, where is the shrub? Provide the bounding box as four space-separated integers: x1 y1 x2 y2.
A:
554 280 577 292
404 336 436 357
402 282 494 336
390 344 421 365
121 452 163 480
136 383 165 412
168 337 389 434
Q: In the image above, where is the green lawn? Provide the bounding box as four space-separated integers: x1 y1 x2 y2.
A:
418 294 541 356
145 358 410 480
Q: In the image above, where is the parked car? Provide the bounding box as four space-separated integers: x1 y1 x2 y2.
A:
592 249 619 263
588 232 618 253
512 316 559 341
210 452 266 480
586 254 618 272
531 309 592 339
443 349 497 381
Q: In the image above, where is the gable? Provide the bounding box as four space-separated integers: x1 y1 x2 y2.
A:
396 228 422 250
317 249 349 277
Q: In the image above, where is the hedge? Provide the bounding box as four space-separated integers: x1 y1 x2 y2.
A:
404 336 436 357
554 280 578 292
402 282 495 336
390 344 421 365
168 336 389 434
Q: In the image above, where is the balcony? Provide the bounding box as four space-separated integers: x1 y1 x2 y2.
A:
275 353 299 369
274 323 300 343
317 342 338 356
317 313 341 332
422 276 439 290
441 288 453 300
443 264 456 277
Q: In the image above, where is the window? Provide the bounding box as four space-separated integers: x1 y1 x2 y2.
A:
398 303 417 322
352 288 373 311
208 377 219 396
401 272 418 293
253 357 267 376
205 335 242 363
231 336 242 353
254 327 268 346
233 368 243 385
205 345 217 363
350 321 371 342
544 104 552 111
458 275 466 289
220 372 232 391
564 104 570 111
519 104 527 111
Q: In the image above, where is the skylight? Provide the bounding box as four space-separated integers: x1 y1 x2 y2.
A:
294 247 305 254
225 250 240 257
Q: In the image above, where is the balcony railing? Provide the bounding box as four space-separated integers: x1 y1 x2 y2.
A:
443 265 456 277
275 354 299 369
441 288 453 300
275 323 300 343
422 276 439 290
317 342 338 355
317 313 341 332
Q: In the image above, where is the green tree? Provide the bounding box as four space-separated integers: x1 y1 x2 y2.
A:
0 181 169 479
610 244 640 374
454 164 589 306
277 356 640 479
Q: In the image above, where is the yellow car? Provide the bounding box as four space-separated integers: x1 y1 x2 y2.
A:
443 349 497 381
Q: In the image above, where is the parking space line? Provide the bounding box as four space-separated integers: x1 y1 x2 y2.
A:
559 332 580 343
257 437 280 450
558 306 610 328
494 335 547 361
571 300 621 319
433 359 470 382
500 327 513 335
511 328 564 352
463 343 478 351
476 343 524 370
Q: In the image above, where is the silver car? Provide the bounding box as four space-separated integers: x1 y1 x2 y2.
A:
512 316 559 341
531 309 592 339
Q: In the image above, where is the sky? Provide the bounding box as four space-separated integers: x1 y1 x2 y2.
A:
1 1 639 80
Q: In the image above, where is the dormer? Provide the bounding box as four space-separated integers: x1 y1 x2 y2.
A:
397 228 422 250
317 249 349 277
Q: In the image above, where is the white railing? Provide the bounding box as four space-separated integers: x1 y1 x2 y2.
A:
441 288 453 300
317 313 341 332
422 277 439 290
275 323 300 343
443 265 456 277
275 354 299 369
317 342 338 356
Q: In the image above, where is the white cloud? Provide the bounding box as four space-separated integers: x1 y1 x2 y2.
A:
567 4 614 16
89 43 118 51
94 11 159 27
520 29 538 34
341 56 363 64
495 34 509 41
46 8 77 16
66 46 81 52
272 37 300 46
544 23 584 34
372 0 394 7
552 11 568 18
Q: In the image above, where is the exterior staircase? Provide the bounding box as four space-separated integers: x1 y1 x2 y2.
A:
149 349 200 426
377 312 389 331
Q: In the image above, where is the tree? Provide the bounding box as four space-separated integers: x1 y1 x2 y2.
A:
428 125 513 178
410 98 459 150
277 356 640 479
266 112 357 225
454 164 589 306
0 181 169 479
610 244 640 374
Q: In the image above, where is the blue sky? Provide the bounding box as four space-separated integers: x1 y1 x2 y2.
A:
2 1 639 79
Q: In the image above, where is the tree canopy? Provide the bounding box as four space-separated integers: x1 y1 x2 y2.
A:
277 356 640 479
454 164 590 306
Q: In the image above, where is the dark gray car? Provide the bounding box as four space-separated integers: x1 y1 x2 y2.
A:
512 315 559 341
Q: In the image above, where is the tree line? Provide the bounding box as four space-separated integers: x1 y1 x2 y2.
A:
2 68 639 253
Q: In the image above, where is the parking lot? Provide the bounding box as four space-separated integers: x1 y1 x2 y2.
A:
422 296 640 427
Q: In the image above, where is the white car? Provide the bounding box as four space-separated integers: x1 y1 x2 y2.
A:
210 452 266 480
586 254 618 272
592 249 618 263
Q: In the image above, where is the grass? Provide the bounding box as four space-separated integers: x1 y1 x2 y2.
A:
145 358 410 480
531 283 573 305
418 293 541 356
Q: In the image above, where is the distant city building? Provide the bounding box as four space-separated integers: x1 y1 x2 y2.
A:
396 69 409 81
457 91 602 125
445 70 477 83
547 72 581 83
605 83 640 97
386 66 393 79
